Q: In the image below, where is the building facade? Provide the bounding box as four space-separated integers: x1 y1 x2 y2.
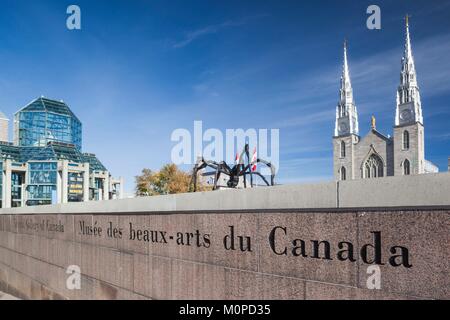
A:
0 97 123 208
333 18 439 181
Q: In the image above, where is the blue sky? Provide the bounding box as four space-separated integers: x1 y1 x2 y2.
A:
0 0 449 192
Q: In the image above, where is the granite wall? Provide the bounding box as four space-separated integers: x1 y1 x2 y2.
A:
0 209 448 300
0 174 449 300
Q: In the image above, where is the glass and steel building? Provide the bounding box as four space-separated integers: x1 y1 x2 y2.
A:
14 98 82 150
0 97 123 208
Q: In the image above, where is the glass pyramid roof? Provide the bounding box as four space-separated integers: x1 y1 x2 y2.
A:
30 142 85 162
0 143 21 162
16 97 81 122
83 153 107 171
0 141 107 172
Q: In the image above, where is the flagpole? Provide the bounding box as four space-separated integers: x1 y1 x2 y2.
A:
247 144 253 188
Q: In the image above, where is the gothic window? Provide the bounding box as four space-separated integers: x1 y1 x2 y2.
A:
403 159 411 175
364 154 384 179
340 167 346 181
403 130 410 150
365 166 370 178
340 141 346 158
371 165 377 178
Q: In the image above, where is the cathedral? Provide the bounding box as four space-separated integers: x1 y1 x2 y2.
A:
333 17 439 181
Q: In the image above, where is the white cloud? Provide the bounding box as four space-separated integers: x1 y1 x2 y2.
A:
173 15 268 49
272 109 334 129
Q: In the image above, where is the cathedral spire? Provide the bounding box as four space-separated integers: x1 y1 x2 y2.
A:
340 39 352 105
335 40 359 137
396 15 423 126
343 39 351 88
404 15 413 64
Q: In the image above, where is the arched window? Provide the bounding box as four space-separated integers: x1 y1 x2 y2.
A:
340 141 346 158
403 159 411 175
403 131 410 150
341 167 346 181
371 165 377 178
364 154 384 179
365 166 371 178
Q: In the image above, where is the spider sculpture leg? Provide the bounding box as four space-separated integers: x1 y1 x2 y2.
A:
241 158 276 187
191 159 221 192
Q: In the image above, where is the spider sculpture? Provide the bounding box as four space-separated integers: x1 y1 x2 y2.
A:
190 144 276 192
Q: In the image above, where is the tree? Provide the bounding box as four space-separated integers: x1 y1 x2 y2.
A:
135 164 210 196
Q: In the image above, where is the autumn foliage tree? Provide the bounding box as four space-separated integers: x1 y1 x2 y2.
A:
135 164 210 196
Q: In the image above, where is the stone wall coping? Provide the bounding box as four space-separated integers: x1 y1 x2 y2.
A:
1 172 450 215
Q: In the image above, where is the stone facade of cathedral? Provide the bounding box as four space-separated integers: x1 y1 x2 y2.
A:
333 18 439 181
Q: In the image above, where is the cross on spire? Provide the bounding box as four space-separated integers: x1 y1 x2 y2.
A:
403 14 413 62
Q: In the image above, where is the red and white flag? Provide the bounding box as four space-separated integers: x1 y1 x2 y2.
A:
251 148 257 172
235 153 240 165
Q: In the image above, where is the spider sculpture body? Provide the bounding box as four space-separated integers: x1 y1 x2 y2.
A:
190 144 276 192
